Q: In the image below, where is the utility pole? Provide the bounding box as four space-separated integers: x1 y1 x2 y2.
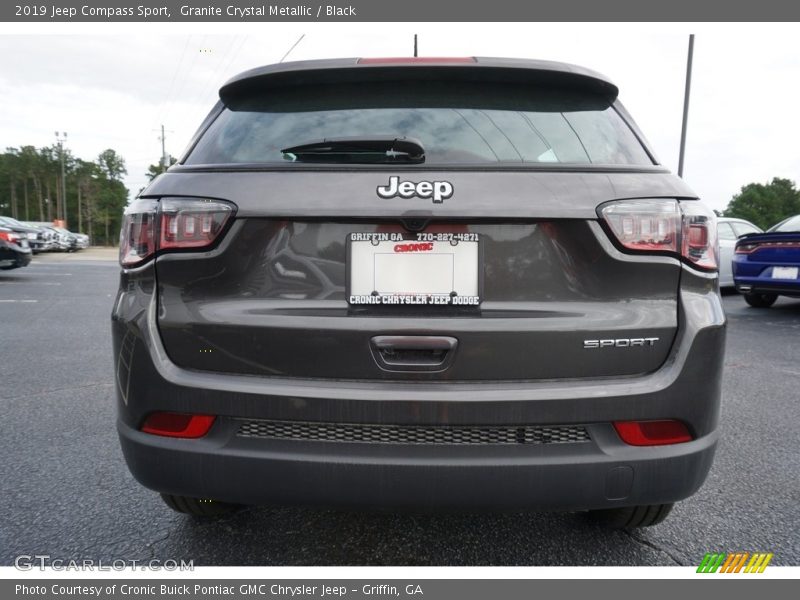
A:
159 124 169 173
678 34 694 178
413 34 418 57
55 131 68 226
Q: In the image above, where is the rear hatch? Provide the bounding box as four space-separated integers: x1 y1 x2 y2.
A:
147 58 692 381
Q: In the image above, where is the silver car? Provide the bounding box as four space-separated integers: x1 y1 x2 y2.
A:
717 217 762 287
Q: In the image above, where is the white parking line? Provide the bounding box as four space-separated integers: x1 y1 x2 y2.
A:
0 281 61 285
21 271 73 276
0 299 38 303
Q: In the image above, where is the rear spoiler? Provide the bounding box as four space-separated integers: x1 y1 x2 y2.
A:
218 57 619 104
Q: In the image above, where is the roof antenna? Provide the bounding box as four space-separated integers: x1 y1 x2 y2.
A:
413 34 418 57
280 34 305 63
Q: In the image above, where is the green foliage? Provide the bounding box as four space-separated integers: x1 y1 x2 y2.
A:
723 178 800 230
0 145 130 246
145 156 178 183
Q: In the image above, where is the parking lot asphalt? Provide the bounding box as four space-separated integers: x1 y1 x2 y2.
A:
1 254 798 567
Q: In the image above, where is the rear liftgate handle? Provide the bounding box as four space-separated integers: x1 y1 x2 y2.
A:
370 336 458 372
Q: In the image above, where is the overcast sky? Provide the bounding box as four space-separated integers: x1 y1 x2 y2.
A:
0 22 798 213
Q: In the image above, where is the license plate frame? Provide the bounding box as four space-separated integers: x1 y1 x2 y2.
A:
346 231 482 307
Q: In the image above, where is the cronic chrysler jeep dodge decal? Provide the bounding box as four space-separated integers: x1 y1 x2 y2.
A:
377 176 454 203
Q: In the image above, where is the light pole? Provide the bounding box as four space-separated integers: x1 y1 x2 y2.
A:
55 131 68 226
678 35 694 178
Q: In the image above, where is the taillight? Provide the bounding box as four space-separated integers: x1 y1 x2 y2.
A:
160 198 233 249
736 242 759 254
600 199 679 253
680 201 718 270
0 230 21 244
600 199 718 271
140 412 216 438
613 420 692 446
736 240 800 254
119 198 158 267
119 198 233 267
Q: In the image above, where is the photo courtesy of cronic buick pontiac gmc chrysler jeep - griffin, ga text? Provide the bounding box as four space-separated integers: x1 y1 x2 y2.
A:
112 57 725 528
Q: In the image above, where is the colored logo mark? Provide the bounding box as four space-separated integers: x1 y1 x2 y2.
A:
697 552 774 573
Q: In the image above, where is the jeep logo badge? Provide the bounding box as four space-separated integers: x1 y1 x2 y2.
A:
377 176 453 204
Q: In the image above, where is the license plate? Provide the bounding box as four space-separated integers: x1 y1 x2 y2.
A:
772 266 799 279
348 232 480 306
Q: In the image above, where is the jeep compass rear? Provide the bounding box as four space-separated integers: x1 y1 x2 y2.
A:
112 57 725 527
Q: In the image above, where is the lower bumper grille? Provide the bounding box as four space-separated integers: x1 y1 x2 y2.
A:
236 419 591 445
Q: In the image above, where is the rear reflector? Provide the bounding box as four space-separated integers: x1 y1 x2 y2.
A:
141 412 216 438
357 57 476 64
613 420 692 446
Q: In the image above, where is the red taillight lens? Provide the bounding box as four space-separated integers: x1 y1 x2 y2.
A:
141 412 216 438
0 230 21 244
600 199 680 252
119 199 158 267
160 198 233 250
600 199 718 271
736 240 800 254
119 198 233 267
735 242 759 254
680 201 718 270
613 420 692 446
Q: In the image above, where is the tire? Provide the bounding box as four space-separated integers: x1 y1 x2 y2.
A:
588 503 674 529
743 292 778 308
160 493 242 517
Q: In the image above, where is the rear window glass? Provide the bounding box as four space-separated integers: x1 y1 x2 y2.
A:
772 215 800 232
731 221 761 236
186 81 653 167
717 222 737 241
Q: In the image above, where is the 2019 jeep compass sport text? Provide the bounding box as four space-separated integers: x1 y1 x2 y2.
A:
112 57 725 528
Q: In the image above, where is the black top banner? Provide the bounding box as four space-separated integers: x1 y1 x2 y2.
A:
4 0 800 22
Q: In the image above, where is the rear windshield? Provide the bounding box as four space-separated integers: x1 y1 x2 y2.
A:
772 215 800 232
186 81 653 167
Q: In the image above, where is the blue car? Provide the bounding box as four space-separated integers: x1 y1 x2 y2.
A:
733 214 800 307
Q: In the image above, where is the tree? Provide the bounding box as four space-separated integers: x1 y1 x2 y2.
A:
145 156 178 183
96 148 127 182
93 149 128 245
0 145 130 244
723 178 800 230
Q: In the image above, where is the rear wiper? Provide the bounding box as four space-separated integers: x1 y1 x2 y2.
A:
281 136 425 164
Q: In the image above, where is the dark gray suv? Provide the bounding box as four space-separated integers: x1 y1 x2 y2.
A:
112 57 724 528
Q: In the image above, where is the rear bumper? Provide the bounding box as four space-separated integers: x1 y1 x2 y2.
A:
0 244 32 268
112 267 725 510
118 417 717 510
733 257 800 295
734 278 800 296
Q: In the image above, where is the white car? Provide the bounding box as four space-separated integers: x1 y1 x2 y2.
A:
717 217 762 287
